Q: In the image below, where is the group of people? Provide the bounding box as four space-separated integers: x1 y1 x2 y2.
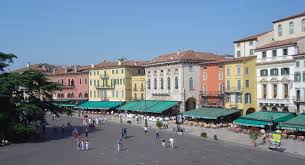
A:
77 139 89 151
144 127 175 149
83 117 107 128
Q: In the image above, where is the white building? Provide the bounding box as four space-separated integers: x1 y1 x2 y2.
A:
293 53 305 113
145 50 223 112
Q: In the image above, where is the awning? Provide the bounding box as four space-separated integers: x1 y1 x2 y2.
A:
117 100 179 113
234 118 271 128
54 103 76 107
52 100 71 102
277 115 305 131
233 111 296 128
182 108 241 120
75 101 122 110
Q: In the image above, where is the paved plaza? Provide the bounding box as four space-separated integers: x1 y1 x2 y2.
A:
0 115 304 165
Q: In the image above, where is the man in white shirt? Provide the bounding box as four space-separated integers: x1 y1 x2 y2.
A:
169 137 174 149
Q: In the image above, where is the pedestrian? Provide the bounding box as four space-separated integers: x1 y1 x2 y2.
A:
144 127 148 136
117 138 122 151
61 124 65 133
121 129 124 138
81 140 85 151
85 128 88 138
161 139 166 148
169 137 174 149
155 130 160 139
85 140 89 151
123 128 127 138
77 139 81 151
120 115 123 124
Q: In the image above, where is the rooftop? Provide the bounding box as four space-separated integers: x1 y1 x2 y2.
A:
273 11 305 23
256 36 305 50
201 56 256 65
93 60 148 70
233 31 272 43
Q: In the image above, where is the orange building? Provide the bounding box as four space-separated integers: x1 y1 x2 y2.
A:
200 62 226 107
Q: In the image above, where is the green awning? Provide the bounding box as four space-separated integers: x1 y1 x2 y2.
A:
53 100 71 102
233 111 296 128
54 103 76 107
75 101 122 110
118 100 179 113
276 115 305 131
234 118 271 128
183 108 241 120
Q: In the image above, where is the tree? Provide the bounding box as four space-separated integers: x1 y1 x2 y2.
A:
0 52 17 72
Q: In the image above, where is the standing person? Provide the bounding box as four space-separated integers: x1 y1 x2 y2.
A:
120 115 123 124
85 128 88 138
77 139 81 151
85 140 89 151
155 130 160 139
123 128 127 138
117 138 122 151
144 127 148 136
81 140 85 151
161 139 166 148
169 137 174 149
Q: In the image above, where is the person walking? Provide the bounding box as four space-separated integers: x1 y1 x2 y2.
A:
161 139 166 148
169 137 174 149
117 138 123 151
81 140 85 151
144 127 148 136
77 139 81 151
155 130 160 139
85 140 89 151
85 128 88 138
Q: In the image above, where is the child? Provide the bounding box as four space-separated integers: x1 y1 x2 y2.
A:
85 140 89 151
161 139 166 148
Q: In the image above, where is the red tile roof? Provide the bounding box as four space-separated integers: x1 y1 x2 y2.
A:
233 31 272 43
273 11 305 23
52 65 91 75
93 60 148 69
201 56 256 65
256 36 305 50
149 50 224 64
13 63 58 74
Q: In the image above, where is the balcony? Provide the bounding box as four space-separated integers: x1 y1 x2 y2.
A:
95 85 114 89
99 74 109 79
62 85 74 89
258 98 291 105
257 55 293 63
201 91 224 97
225 87 242 93
293 97 305 103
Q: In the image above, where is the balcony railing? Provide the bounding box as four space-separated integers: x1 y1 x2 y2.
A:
257 98 291 104
201 91 224 97
225 87 242 93
62 85 74 89
99 74 109 79
257 55 293 63
293 97 305 103
95 85 114 89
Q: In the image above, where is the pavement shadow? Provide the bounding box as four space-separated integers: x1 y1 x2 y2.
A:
125 135 134 139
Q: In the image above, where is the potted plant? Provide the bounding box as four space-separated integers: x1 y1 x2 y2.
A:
156 120 163 129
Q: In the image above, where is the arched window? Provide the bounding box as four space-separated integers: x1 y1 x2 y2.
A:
167 77 171 90
57 93 60 98
154 78 157 89
147 78 151 89
134 83 137 91
175 77 178 89
160 78 164 89
61 93 64 98
71 79 74 86
68 79 71 86
84 92 88 98
79 92 82 98
278 24 282 36
289 22 294 34
189 77 194 90
302 19 305 32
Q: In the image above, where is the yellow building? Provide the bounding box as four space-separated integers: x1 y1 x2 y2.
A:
89 60 145 101
132 76 145 100
224 56 257 115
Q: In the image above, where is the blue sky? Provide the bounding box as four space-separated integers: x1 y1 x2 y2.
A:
1 0 305 70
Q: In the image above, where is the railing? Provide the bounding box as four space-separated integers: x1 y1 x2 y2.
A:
257 98 291 104
200 91 224 96
95 85 114 89
257 55 293 63
62 85 74 89
99 74 109 79
225 87 242 93
293 97 305 103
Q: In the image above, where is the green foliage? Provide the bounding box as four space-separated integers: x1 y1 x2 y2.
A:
200 132 208 138
0 52 17 72
156 120 163 129
9 123 39 142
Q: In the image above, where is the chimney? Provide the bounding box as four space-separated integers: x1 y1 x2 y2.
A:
64 67 68 73
74 66 77 73
26 62 30 68
91 64 94 68
53 68 56 75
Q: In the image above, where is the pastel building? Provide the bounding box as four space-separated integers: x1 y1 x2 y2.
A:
293 53 305 113
224 56 257 115
145 50 224 112
88 60 145 102
132 76 145 100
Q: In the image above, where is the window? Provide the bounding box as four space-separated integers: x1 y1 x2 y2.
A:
154 78 157 89
226 95 231 103
236 66 241 75
90 80 92 86
270 68 278 76
219 83 223 93
175 77 178 89
245 93 251 104
249 41 253 46
281 68 289 75
79 78 82 84
112 70 114 74
272 50 277 57
226 67 230 76
141 93 144 100
189 77 194 90
245 80 249 88
71 79 74 86
93 71 96 76
226 80 230 91
120 79 122 85
140 83 144 91
218 71 223 80
97 71 99 75
295 72 301 82
116 69 118 74
303 19 305 32
260 69 268 76
203 72 207 80
138 69 141 74
89 72 92 76
273 84 277 98
296 61 300 67
134 93 137 100
250 49 254 55
289 22 294 34
203 84 207 95
68 79 71 86
133 83 137 91
237 43 240 47
116 90 118 98
122 90 124 98
189 66 193 72
167 77 171 89
236 51 241 57
278 24 282 36
160 78 164 89
218 65 223 68
112 90 114 97
283 48 288 55
85 79 87 84
245 67 249 75
303 72 305 82
121 69 124 74
236 94 242 103
148 78 151 89
94 91 96 97
94 80 96 86
237 80 241 91
90 91 92 97
284 84 289 98
262 51 267 58
263 84 267 99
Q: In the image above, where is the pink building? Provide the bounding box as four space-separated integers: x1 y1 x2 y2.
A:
47 65 90 103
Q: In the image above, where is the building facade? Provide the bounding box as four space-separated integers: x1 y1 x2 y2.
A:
223 56 257 115
145 50 224 112
131 76 145 100
293 54 305 113
48 66 90 102
200 62 225 108
88 60 145 102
